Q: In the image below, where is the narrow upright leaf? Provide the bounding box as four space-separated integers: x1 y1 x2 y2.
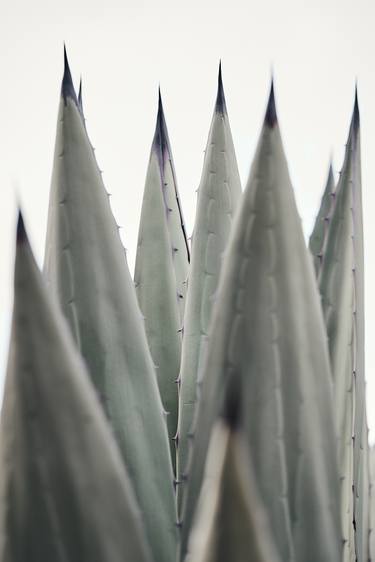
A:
186 406 281 562
308 163 335 276
318 92 369 562
44 50 177 562
181 83 341 562
0 214 151 562
177 65 241 505
134 91 190 467
369 447 375 562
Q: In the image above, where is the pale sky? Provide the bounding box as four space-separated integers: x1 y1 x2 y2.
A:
1 0 375 436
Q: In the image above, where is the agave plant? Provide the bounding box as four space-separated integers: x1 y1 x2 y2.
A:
0 48 371 562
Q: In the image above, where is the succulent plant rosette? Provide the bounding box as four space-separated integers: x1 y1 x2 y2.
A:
0 48 372 562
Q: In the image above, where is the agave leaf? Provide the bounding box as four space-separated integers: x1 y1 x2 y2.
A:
185 401 281 562
369 447 375 561
177 65 241 506
350 95 369 562
181 83 341 562
318 93 369 562
308 163 335 276
134 91 190 468
0 214 152 562
43 50 177 562
357 434 370 562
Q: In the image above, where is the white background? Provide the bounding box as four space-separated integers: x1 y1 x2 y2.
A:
1 0 374 436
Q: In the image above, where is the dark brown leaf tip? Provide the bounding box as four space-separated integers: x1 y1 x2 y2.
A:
215 61 227 115
264 80 277 128
62 44 78 107
347 85 360 151
352 84 360 133
152 87 171 166
327 161 334 183
16 211 27 245
222 377 242 430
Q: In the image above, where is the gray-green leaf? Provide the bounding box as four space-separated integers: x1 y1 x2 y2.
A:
185 415 281 562
134 92 190 469
43 52 177 562
308 163 335 276
181 83 341 562
317 92 369 562
0 214 152 562
177 66 241 509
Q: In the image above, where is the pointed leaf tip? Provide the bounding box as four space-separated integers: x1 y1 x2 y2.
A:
352 85 360 132
62 45 78 106
16 212 27 244
264 80 277 128
328 161 334 180
215 61 226 114
152 88 168 161
158 86 163 112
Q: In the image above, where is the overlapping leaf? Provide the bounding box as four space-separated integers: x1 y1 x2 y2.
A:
176 66 241 507
309 163 335 276
317 94 369 562
134 92 190 467
43 51 177 562
0 216 151 562
181 84 342 562
186 409 281 562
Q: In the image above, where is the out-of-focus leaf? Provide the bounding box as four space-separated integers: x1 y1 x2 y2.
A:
0 214 152 562
308 163 335 276
186 409 281 562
